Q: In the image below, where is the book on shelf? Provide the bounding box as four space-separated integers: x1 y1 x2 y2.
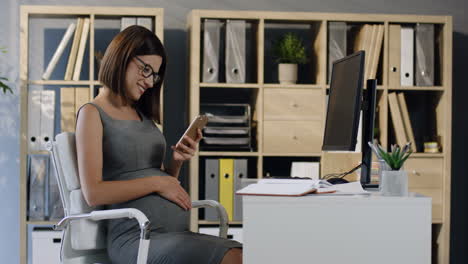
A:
73 18 90 81
41 23 76 80
369 24 384 79
65 18 84 81
353 24 384 81
388 92 408 147
397 93 417 152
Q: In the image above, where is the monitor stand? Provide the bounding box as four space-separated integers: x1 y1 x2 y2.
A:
360 79 378 188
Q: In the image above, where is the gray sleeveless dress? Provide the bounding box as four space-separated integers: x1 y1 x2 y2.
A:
80 103 242 264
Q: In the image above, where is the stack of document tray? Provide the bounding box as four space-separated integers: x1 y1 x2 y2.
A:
201 104 251 150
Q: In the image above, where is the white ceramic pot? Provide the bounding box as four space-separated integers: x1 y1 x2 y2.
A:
380 170 408 196
278 63 298 84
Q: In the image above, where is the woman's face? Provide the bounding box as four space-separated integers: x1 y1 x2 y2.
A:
124 54 163 102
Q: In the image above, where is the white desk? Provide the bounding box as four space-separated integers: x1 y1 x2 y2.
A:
243 192 431 264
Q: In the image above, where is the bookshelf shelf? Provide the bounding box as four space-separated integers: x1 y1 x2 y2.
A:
26 221 58 225
188 10 452 264
410 153 444 158
200 83 260 89
388 86 445 91
199 151 259 157
29 80 98 85
198 220 243 225
262 152 322 157
263 84 322 89
19 6 164 264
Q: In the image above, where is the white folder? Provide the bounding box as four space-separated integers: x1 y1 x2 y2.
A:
121 17 137 31
40 90 55 151
291 162 320 180
28 154 48 221
225 20 246 83
28 89 42 152
328 22 347 83
415 23 434 86
137 17 153 32
202 19 221 83
400 26 414 86
48 157 64 220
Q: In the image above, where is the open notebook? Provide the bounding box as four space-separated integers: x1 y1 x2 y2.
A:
236 179 368 197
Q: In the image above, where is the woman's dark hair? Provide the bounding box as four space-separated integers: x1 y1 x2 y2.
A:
98 25 166 123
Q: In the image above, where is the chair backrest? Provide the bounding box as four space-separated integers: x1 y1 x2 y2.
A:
49 132 109 263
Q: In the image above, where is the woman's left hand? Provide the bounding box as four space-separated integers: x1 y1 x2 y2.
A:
171 129 202 162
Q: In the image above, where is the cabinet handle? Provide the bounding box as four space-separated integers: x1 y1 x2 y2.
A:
292 103 299 108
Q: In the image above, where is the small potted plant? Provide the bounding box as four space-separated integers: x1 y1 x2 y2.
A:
1 47 13 94
273 33 307 84
375 143 413 196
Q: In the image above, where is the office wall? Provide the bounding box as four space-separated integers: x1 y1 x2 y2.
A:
0 0 466 263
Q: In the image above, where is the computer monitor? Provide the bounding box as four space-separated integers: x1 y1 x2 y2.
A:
322 51 377 185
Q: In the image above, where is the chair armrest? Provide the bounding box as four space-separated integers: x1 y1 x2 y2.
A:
54 208 151 239
192 200 228 239
54 208 151 264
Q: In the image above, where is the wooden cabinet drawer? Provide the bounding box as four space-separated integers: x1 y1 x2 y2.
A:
410 188 443 222
404 158 443 188
263 121 323 153
404 158 444 222
264 89 323 121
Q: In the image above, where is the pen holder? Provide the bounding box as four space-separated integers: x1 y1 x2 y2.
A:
379 169 408 196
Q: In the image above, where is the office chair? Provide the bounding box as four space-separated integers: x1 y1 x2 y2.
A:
47 132 229 264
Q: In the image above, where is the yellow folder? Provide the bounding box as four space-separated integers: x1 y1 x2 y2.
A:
219 159 234 221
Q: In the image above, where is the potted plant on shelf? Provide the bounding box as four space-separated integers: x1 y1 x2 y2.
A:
374 143 413 196
273 32 307 84
1 47 13 94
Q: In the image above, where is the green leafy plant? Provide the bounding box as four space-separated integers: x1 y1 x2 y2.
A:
377 144 412 171
0 47 13 94
273 33 307 64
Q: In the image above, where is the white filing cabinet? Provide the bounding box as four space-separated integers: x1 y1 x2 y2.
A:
31 230 62 264
199 227 243 243
243 192 431 264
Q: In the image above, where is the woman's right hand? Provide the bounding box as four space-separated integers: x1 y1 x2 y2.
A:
153 176 192 210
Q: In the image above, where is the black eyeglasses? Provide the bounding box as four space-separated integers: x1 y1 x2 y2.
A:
134 56 161 85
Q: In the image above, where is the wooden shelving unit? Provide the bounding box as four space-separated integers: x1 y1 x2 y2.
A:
19 5 164 264
188 9 452 263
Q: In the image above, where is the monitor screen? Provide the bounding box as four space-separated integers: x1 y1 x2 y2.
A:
322 51 365 151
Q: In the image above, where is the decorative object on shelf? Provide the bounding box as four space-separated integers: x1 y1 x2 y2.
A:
273 33 307 84
373 142 413 196
424 141 440 153
0 47 13 94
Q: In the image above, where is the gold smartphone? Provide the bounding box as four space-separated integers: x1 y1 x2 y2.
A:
177 115 208 144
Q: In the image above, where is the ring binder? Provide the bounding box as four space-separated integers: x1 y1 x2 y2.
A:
225 20 246 83
202 19 222 83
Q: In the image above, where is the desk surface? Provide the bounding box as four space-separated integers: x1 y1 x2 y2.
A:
243 192 432 264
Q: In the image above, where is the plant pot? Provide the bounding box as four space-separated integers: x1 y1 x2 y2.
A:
380 170 408 196
278 63 298 84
